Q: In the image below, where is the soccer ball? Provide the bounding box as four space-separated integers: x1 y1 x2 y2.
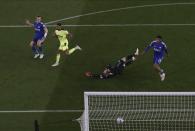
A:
116 117 124 124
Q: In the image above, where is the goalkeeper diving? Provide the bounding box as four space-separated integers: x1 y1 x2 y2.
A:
52 23 82 67
85 48 139 79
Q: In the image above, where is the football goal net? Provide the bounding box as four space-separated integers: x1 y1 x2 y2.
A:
77 92 195 131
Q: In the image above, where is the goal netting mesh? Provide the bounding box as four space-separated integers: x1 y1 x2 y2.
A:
77 92 195 131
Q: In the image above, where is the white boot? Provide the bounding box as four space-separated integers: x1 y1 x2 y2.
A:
51 62 59 67
134 48 139 56
39 54 44 59
34 54 40 59
75 45 82 51
160 73 166 81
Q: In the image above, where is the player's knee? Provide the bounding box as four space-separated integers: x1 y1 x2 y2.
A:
37 42 42 47
37 39 43 46
153 64 161 71
153 64 158 69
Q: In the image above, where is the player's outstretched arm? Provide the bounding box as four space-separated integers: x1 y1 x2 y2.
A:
142 43 153 55
25 19 33 27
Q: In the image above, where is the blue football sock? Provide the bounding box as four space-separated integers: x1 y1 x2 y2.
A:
160 69 164 74
37 46 43 54
32 45 38 54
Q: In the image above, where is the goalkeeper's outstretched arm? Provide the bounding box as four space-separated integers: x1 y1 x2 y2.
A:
85 68 114 79
85 72 106 79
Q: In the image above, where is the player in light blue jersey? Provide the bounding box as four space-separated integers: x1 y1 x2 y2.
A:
26 16 48 59
142 36 168 81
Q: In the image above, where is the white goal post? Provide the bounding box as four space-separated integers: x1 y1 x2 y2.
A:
77 92 195 131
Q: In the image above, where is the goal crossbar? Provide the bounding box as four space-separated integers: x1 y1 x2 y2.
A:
85 92 195 96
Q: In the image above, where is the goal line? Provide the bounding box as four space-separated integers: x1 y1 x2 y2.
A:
0 110 83 113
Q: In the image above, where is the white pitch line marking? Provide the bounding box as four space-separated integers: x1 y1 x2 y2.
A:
0 25 29 28
45 2 195 24
1 24 195 28
54 24 195 27
0 110 83 113
1 2 195 28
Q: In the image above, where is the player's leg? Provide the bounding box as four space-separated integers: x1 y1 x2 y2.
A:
30 40 39 59
153 64 163 73
153 57 165 81
52 50 62 67
52 45 67 67
66 45 82 55
125 48 139 65
37 39 44 59
134 48 139 56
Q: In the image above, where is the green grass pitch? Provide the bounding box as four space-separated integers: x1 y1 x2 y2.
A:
0 0 195 130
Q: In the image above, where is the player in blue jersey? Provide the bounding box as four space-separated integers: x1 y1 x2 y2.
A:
142 36 168 81
25 16 48 59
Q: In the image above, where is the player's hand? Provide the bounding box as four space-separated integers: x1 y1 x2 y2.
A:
25 19 33 26
25 19 30 25
68 33 73 39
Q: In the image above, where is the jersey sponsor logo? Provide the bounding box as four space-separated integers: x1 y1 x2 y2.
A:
35 28 41 32
154 45 162 52
154 48 161 52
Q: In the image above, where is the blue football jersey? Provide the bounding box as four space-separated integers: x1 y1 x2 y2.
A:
145 40 167 58
33 22 45 37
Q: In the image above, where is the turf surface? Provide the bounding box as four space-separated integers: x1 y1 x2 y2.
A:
0 0 195 130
